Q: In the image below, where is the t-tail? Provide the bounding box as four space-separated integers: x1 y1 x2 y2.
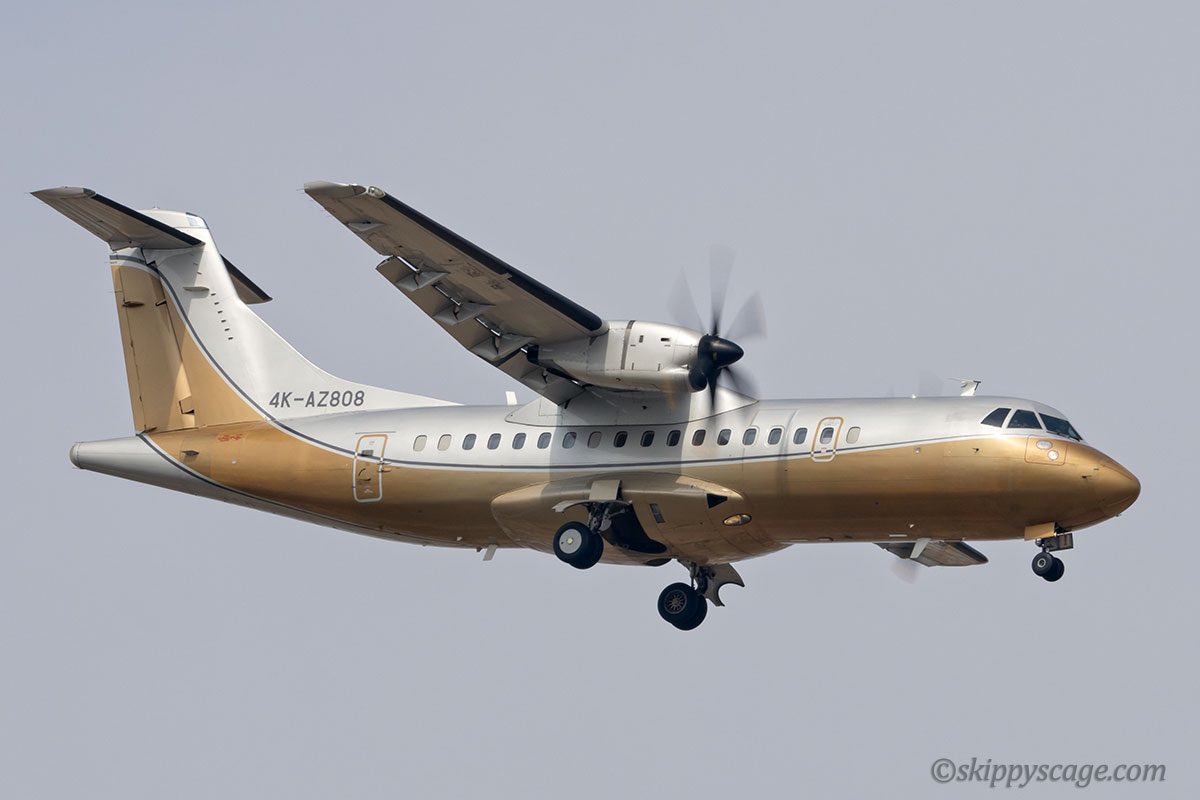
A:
35 186 452 436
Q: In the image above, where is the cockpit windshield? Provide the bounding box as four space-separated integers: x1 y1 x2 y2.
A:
980 406 1084 442
1041 413 1083 442
981 407 1010 427
1007 410 1042 430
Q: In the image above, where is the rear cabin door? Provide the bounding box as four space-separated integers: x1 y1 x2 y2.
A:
811 417 844 462
354 434 388 503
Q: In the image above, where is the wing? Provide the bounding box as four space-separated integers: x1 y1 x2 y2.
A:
304 181 606 403
877 540 988 567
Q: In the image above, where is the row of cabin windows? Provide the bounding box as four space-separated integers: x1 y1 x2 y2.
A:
410 424 860 453
980 407 1083 441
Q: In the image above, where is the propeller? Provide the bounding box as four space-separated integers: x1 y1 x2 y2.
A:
890 558 921 584
915 370 946 398
670 245 767 404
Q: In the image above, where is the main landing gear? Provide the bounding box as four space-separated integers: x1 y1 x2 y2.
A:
552 521 604 570
658 582 708 630
550 508 743 631
1031 530 1074 583
656 563 743 631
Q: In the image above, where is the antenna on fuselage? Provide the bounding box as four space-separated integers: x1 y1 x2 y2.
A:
954 379 982 397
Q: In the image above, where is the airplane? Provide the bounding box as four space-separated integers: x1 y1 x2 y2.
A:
36 182 1141 630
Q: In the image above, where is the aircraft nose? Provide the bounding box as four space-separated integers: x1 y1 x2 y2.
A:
1096 459 1140 517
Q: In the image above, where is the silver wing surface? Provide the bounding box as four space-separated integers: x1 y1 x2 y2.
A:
304 181 606 403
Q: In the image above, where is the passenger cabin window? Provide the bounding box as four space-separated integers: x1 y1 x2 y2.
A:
537 432 551 449
692 430 706 446
463 434 476 451
614 431 628 448
487 433 501 450
981 407 1011 427
513 432 526 450
743 428 757 446
1007 410 1043 430
563 432 577 449
438 434 452 451
819 427 835 445
1042 414 1083 441
717 429 731 446
587 431 602 448
793 428 808 445
768 427 783 445
846 426 861 444
641 431 655 447
666 430 681 447
414 435 427 452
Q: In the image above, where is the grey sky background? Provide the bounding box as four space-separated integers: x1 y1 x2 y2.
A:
2 1 1197 797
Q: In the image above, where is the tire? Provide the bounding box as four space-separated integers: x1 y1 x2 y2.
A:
1031 551 1056 577
676 595 708 630
553 522 601 569
575 528 605 570
658 582 707 630
1043 557 1065 582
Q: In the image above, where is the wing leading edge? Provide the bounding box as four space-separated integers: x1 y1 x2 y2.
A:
304 181 606 403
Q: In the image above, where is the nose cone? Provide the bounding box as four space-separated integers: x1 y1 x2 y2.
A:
1097 459 1141 517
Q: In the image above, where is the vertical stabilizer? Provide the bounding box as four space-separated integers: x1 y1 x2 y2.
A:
35 187 453 433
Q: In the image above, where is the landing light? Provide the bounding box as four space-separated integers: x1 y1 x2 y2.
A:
723 513 752 527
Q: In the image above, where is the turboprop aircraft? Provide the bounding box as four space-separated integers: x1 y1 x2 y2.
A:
36 182 1141 630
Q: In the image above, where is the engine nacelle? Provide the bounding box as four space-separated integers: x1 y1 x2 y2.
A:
533 320 703 393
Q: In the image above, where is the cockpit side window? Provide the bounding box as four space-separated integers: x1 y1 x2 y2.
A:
1007 409 1043 430
1042 414 1083 441
981 407 1011 427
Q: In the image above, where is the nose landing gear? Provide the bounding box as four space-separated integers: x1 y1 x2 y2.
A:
1031 529 1073 583
1031 551 1065 582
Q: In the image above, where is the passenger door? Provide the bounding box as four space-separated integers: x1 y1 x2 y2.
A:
353 434 388 502
811 417 843 462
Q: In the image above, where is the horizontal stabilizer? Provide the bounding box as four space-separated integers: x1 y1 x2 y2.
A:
32 186 202 250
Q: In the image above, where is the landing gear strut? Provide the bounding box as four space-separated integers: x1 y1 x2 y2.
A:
1031 530 1073 583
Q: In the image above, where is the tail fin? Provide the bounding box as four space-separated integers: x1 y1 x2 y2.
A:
35 187 452 433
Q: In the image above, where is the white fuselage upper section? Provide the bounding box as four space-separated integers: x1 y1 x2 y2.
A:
271 394 1079 470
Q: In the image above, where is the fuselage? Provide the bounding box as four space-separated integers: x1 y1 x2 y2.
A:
71 394 1140 567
